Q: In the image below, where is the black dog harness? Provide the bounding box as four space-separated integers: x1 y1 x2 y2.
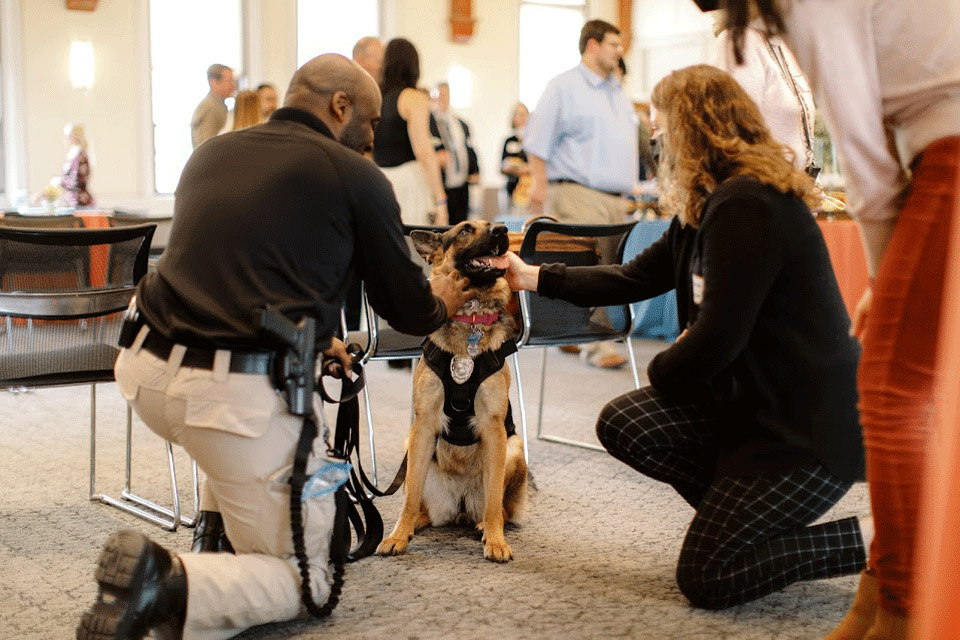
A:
421 338 518 446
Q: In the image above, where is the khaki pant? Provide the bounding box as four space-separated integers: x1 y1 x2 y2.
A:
548 181 630 224
114 327 336 640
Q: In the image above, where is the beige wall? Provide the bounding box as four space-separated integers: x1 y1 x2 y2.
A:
393 0 520 190
21 0 141 202
5 0 623 210
628 0 714 100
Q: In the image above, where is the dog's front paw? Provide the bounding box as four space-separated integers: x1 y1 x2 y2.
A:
483 539 513 563
376 535 411 556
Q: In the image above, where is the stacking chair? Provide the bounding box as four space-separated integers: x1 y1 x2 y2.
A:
0 224 196 531
513 219 639 452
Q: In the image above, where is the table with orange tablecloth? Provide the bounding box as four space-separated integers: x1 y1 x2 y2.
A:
817 218 870 319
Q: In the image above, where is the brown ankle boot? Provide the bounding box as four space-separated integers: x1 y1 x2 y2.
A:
823 570 880 640
863 608 910 640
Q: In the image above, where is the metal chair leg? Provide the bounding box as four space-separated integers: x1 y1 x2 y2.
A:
511 352 529 465
533 346 606 453
90 385 181 530
361 384 379 487
90 384 197 530
625 336 641 389
535 348 548 439
409 356 417 426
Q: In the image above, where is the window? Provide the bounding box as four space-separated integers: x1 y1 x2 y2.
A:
149 0 243 194
518 1 586 110
297 0 380 66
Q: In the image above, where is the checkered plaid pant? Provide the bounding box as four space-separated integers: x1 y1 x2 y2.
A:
596 386 867 609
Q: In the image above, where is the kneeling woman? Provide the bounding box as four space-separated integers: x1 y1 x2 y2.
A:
505 64 870 610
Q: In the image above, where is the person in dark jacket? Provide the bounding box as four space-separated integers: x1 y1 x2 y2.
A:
505 64 869 610
76 54 471 640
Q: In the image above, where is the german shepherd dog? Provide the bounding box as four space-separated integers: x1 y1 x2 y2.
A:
376 221 529 562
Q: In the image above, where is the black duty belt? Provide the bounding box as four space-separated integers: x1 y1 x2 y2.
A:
141 329 273 375
549 178 623 199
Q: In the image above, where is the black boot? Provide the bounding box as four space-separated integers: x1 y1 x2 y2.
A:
77 529 187 640
190 510 234 554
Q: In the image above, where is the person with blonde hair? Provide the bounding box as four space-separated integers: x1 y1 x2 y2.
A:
231 89 263 130
60 122 94 207
505 64 868 609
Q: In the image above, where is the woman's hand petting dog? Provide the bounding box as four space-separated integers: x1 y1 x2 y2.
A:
430 272 476 317
503 251 540 292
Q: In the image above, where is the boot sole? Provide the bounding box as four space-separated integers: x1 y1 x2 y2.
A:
76 530 153 640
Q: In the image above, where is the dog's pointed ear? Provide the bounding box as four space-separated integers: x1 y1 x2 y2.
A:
410 230 442 263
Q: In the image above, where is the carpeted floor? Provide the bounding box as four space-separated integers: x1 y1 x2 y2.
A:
0 339 866 639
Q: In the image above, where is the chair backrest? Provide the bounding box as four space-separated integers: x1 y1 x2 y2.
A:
0 224 155 386
609 218 681 340
516 219 637 347
0 214 84 230
356 224 451 363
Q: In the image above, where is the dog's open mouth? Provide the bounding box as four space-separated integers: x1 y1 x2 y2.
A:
468 255 510 272
457 234 510 285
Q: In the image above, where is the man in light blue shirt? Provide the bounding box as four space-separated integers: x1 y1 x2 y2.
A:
524 19 638 224
523 19 637 370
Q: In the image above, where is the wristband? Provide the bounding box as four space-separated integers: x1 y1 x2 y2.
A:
435 198 448 206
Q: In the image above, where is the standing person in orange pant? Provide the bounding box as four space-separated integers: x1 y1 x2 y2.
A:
697 1 960 638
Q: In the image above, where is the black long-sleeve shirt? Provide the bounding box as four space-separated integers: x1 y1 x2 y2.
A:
539 177 864 481
138 107 447 349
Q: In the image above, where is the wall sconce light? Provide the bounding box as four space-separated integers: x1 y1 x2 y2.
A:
69 41 95 90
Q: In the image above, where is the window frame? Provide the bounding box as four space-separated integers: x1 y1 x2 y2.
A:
143 0 245 197
517 0 588 111
294 0 384 68
0 0 26 206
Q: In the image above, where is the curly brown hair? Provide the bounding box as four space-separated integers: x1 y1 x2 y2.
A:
651 64 816 226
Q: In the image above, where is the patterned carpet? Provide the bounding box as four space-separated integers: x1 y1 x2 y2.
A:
0 340 866 639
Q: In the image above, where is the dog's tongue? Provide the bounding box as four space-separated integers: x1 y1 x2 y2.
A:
486 255 509 270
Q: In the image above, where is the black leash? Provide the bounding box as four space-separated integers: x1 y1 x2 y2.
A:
317 348 406 562
258 309 355 619
288 413 348 618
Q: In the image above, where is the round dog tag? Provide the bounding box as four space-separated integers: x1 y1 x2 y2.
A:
450 355 474 384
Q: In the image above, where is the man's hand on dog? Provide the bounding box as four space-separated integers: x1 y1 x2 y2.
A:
430 272 476 318
503 252 540 292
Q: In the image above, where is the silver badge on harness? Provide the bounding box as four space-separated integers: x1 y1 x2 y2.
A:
450 355 474 384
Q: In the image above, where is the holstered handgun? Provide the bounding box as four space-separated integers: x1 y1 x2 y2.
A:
117 295 144 348
258 308 317 417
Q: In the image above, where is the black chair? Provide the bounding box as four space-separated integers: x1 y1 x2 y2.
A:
0 224 197 530
514 219 640 451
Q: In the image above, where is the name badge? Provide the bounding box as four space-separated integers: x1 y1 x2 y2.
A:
691 273 704 305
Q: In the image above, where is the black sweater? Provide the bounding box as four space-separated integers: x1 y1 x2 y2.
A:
140 107 447 349
539 177 865 481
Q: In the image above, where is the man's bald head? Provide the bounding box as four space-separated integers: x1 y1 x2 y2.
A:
352 36 385 81
284 54 382 155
